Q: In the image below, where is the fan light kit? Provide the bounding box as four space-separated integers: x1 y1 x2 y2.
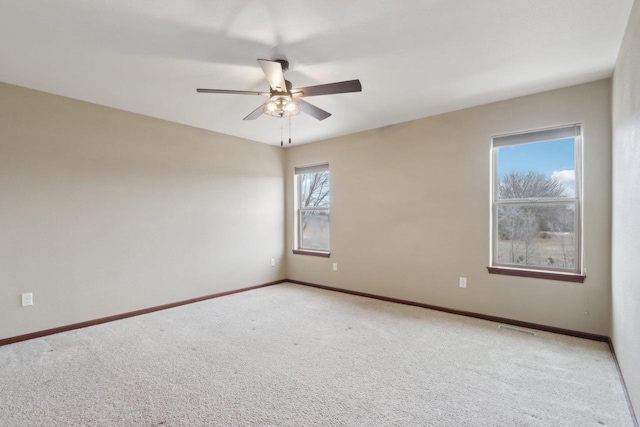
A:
197 59 362 145
264 95 299 118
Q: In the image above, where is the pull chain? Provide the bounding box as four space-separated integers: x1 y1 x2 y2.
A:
280 120 283 147
288 116 292 145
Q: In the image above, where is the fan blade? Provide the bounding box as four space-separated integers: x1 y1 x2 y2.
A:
297 99 331 121
243 102 267 120
292 79 362 98
197 88 269 95
258 59 287 92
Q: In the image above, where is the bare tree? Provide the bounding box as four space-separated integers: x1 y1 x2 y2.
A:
301 172 330 208
499 206 538 263
300 172 330 242
497 171 570 265
499 171 566 199
554 206 575 268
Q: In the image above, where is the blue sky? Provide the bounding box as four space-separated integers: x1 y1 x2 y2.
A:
497 137 576 196
497 138 575 178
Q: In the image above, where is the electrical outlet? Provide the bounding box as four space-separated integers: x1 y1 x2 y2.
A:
459 277 467 288
21 293 33 307
333 263 338 271
270 258 275 267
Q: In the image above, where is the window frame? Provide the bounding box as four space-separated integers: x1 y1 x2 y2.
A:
489 124 585 282
293 163 331 257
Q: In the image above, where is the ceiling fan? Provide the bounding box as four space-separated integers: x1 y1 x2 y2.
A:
197 59 362 121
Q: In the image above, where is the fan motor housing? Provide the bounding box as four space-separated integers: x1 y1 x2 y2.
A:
275 59 289 72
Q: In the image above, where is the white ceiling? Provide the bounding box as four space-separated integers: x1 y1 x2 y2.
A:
0 1 633 146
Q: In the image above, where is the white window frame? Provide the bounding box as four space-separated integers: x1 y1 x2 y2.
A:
294 163 330 256
490 124 583 278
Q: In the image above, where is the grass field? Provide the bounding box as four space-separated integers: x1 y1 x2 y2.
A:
496 232 575 269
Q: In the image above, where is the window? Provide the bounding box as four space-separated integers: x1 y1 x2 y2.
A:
490 125 584 282
294 164 330 256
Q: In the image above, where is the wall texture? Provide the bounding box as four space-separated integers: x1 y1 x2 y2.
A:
286 79 612 336
0 82 286 340
612 0 640 415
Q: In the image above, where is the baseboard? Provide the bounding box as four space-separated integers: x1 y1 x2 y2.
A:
608 340 639 427
0 276 610 344
286 279 609 342
0 279 287 347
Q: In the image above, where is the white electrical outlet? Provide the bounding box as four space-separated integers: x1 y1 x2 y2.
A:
333 263 338 271
459 277 467 288
21 292 33 307
270 258 275 267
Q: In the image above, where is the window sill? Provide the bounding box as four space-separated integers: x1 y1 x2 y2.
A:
293 249 330 258
487 266 586 283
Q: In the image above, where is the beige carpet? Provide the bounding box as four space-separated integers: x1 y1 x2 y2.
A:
0 283 634 426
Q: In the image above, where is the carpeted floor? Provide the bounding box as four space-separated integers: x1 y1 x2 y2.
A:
0 283 634 426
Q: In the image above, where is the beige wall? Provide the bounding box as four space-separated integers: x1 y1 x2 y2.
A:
0 82 286 340
286 79 612 335
0 73 618 344
612 0 640 415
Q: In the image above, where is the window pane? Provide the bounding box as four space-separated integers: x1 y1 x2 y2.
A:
300 172 330 208
301 210 330 251
497 138 575 199
496 204 576 269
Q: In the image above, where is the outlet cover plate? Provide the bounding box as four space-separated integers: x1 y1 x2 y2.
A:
21 292 33 306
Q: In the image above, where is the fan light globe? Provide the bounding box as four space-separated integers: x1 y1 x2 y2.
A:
264 95 299 118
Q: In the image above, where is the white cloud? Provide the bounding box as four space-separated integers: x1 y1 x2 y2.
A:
551 170 575 196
